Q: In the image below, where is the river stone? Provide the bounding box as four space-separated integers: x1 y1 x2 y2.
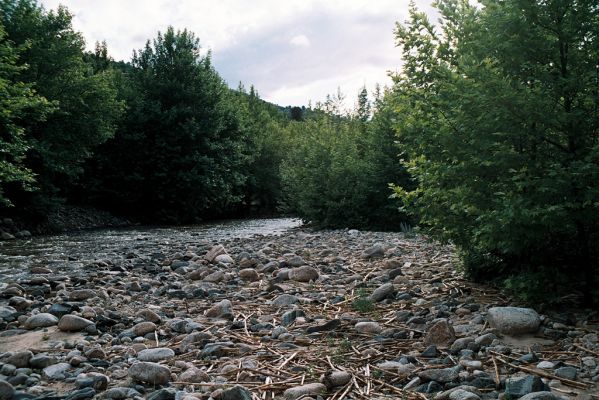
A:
0 306 17 320
205 299 233 319
8 296 31 311
179 367 209 383
69 289 97 301
355 321 382 334
361 243 385 259
138 348 175 362
43 362 71 379
554 366 577 380
487 307 540 335
3 351 32 368
322 370 352 388
214 254 234 264
29 353 58 369
418 366 460 383
66 387 96 400
289 266 319 282
370 283 394 302
137 309 162 324
0 380 15 400
58 315 94 332
147 387 176 400
518 392 559 400
449 389 481 400
425 319 456 347
283 383 327 400
221 385 252 400
205 245 226 262
75 372 110 391
286 256 306 267
239 268 260 281
272 294 299 307
128 362 171 385
24 313 58 329
132 321 156 336
505 376 546 398
103 387 142 399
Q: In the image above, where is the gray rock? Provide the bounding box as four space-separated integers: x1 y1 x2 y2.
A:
273 294 299 307
179 367 209 383
554 366 577 380
355 321 382 334
283 383 327 399
361 243 385 259
0 380 14 400
370 283 394 302
0 306 17 320
128 362 171 385
138 348 175 362
132 321 156 336
66 388 96 400
203 270 224 282
221 385 252 400
24 313 58 329
487 307 540 335
289 266 319 282
102 387 142 399
147 387 176 400
449 389 481 400
43 362 71 379
137 309 162 324
69 289 97 301
179 331 213 352
3 351 33 368
75 372 110 391
282 309 305 326
322 370 352 388
29 353 58 369
214 254 234 264
518 392 559 400
474 333 497 347
205 245 226 262
286 256 306 267
1 231 15 240
505 376 546 398
239 268 260 281
425 319 456 347
205 299 233 319
58 315 95 332
418 366 461 383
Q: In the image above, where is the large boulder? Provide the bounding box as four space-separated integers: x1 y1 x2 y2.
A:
487 307 540 335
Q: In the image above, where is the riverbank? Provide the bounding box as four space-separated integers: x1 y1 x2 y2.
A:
0 226 597 400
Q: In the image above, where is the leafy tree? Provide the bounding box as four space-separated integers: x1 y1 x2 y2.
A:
392 0 599 304
0 21 51 206
85 27 250 223
1 0 123 207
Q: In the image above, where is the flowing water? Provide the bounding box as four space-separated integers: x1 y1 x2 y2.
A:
0 218 302 283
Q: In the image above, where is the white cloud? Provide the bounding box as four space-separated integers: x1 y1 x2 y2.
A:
289 34 311 48
39 0 437 106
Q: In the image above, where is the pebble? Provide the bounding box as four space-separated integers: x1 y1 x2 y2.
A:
322 370 352 388
137 348 175 362
425 319 456 347
354 321 382 334
128 361 171 385
179 367 209 383
272 294 299 307
221 385 252 400
42 362 70 380
3 351 33 368
283 383 327 399
57 315 95 332
24 313 59 329
288 266 319 282
418 366 460 383
239 268 260 281
69 289 97 301
370 283 394 302
487 307 541 335
132 321 157 336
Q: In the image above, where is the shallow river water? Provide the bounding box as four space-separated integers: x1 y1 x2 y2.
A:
0 218 302 283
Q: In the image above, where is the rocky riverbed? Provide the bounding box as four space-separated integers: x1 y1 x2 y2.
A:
0 225 598 400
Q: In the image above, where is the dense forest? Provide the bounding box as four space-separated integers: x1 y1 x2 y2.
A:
0 0 597 304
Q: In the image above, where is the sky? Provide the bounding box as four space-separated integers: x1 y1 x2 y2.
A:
39 0 437 108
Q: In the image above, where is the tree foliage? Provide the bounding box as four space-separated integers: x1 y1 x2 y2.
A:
392 0 599 304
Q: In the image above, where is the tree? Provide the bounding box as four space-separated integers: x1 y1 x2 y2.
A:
1 0 123 207
0 21 51 206
86 27 250 223
392 0 599 304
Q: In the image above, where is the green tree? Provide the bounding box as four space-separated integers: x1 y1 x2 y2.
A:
392 0 599 304
0 21 51 206
86 27 250 223
1 0 123 206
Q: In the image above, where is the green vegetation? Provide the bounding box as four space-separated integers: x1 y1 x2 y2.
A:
0 0 597 304
352 288 375 313
392 0 599 304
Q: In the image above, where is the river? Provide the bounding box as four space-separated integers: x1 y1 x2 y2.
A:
0 218 302 284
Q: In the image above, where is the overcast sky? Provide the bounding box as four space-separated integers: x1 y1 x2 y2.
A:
39 0 436 108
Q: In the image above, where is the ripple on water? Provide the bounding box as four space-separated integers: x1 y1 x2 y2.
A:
0 218 302 281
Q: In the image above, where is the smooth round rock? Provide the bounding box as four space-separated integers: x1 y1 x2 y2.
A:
283 383 327 400
24 313 59 329
354 321 382 334
288 266 319 282
128 362 171 385
58 315 94 332
137 348 175 362
487 307 540 335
